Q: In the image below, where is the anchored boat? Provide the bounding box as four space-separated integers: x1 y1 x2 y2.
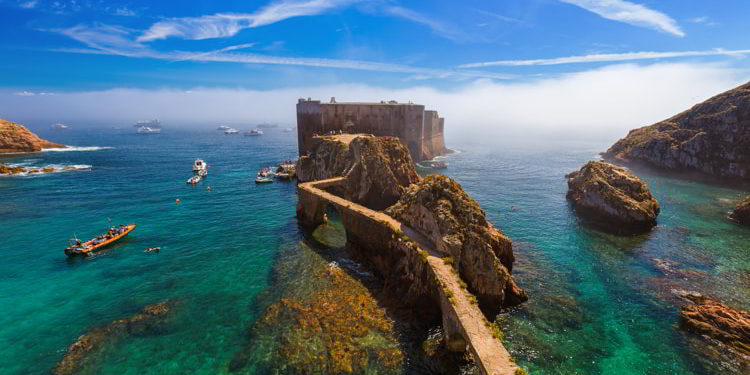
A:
64 224 136 256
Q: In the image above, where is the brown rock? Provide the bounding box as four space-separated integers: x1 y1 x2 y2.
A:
54 301 174 375
297 134 420 209
385 174 527 310
0 119 64 153
676 291 750 357
604 81 750 181
566 161 660 234
730 196 750 226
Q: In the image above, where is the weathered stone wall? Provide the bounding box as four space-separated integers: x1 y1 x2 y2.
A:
296 99 447 162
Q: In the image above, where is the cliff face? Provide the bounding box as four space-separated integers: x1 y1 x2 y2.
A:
567 161 660 234
0 119 64 153
730 196 750 226
604 81 750 181
385 175 527 309
297 134 420 209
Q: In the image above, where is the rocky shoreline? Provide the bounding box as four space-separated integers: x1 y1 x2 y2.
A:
0 119 65 153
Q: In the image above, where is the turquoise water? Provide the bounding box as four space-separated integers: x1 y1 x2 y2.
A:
1 131 748 374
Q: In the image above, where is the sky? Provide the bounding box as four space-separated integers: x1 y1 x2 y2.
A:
1 0 749 139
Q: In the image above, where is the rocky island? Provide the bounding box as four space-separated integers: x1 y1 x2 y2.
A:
296 133 526 374
676 291 750 361
566 161 660 234
604 81 750 181
0 119 64 153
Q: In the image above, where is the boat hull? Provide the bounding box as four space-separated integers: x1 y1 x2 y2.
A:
65 224 136 257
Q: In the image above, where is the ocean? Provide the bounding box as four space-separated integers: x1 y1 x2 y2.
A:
1 129 748 374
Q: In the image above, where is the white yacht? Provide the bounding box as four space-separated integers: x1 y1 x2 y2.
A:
134 120 161 128
217 125 231 131
193 159 208 176
224 128 239 134
244 129 263 136
137 126 161 134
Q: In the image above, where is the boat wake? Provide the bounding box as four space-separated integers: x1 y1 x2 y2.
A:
44 146 114 152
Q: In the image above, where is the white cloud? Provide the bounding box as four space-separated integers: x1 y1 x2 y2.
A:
13 91 36 96
113 7 136 17
19 1 38 9
54 24 514 80
137 0 358 42
458 49 750 68
559 0 684 37
3 63 744 143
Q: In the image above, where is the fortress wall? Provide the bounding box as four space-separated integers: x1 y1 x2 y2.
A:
296 100 322 156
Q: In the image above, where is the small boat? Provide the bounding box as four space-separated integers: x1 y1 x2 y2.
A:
137 126 161 134
224 128 239 135
52 123 70 130
187 175 201 184
217 125 231 131
193 159 207 176
244 129 263 136
145 247 160 253
255 177 273 184
276 172 291 180
64 224 136 256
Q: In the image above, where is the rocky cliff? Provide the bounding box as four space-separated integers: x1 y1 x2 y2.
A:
604 81 750 181
730 196 750 226
385 175 527 309
0 119 64 153
566 161 660 234
297 134 420 209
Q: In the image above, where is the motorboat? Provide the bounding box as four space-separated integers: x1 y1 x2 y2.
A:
244 129 263 136
187 175 202 184
135 119 161 128
137 126 161 134
255 177 273 184
224 128 239 135
64 224 136 257
51 123 70 130
217 125 231 131
193 159 207 176
276 172 291 180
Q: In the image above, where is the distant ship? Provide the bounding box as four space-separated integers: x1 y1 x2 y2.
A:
224 128 239 134
134 119 161 128
244 129 263 136
217 125 231 131
51 123 70 130
257 124 278 129
137 126 161 134
282 128 294 132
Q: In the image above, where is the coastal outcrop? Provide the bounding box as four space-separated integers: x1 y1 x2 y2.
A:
676 291 750 357
385 174 527 309
604 81 750 181
297 134 420 209
730 196 750 226
566 161 660 234
0 119 64 153
54 300 174 375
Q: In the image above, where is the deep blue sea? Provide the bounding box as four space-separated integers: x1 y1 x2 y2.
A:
1 129 748 374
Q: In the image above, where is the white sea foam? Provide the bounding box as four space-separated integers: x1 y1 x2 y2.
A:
43 146 114 152
1 164 92 177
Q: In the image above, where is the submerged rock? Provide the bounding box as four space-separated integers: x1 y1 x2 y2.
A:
676 291 750 357
385 174 527 310
730 196 750 226
604 81 750 181
0 118 64 153
566 161 660 234
54 300 175 375
297 134 420 209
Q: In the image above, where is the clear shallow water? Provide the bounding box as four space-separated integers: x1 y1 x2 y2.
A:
1 131 748 374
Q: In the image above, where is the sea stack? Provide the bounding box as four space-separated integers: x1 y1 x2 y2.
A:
0 119 64 153
385 174 528 308
730 196 750 226
603 81 750 181
566 161 660 234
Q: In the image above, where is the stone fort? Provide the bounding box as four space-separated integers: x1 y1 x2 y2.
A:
296 98 449 162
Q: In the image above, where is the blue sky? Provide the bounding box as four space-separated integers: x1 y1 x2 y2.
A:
0 0 749 135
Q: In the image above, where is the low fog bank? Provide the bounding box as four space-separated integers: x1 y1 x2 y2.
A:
1 63 746 145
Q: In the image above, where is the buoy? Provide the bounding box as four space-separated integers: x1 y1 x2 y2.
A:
176 199 181 204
